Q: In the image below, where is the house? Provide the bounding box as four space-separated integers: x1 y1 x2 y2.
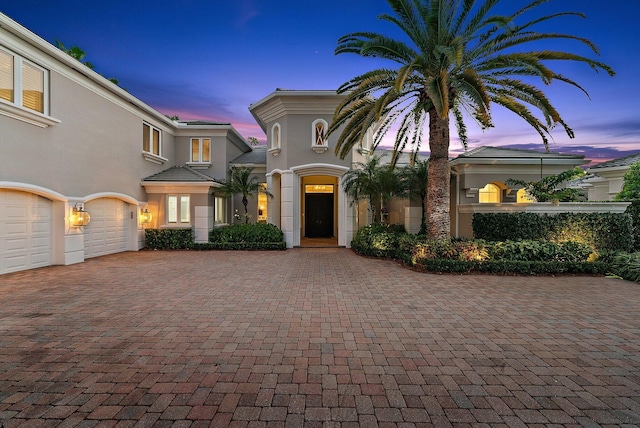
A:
0 12 619 275
583 152 640 201
0 13 257 274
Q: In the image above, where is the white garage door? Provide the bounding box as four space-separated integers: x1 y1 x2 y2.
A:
84 198 129 259
0 190 53 275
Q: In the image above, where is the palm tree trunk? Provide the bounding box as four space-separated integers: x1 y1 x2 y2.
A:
242 196 249 224
427 110 451 240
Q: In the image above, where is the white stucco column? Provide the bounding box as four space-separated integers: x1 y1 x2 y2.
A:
280 171 295 248
194 206 213 243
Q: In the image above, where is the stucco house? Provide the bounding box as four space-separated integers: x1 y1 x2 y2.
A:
582 152 640 201
1 12 607 275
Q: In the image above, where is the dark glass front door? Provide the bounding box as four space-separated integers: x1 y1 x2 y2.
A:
305 193 334 238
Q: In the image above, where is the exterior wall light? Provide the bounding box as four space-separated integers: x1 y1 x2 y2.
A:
70 204 91 227
140 208 153 224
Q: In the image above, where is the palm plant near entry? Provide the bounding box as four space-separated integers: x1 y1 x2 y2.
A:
342 155 407 225
327 0 614 239
401 158 429 233
217 167 273 224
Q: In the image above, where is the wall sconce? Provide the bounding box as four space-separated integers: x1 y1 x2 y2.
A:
70 204 91 227
140 208 153 224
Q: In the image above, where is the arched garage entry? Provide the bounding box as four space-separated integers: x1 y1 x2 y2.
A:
84 194 138 259
0 189 53 274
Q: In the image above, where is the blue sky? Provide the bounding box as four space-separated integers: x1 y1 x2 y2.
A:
2 0 639 163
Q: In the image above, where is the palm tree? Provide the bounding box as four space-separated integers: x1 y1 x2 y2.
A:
342 155 407 225
217 166 273 224
54 40 95 69
401 158 429 233
327 0 614 239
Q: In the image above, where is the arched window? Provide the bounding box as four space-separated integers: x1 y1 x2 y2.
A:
269 123 281 156
311 119 328 153
479 183 501 203
271 123 281 149
517 188 535 203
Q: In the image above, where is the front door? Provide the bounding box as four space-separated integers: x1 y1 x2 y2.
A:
305 193 333 238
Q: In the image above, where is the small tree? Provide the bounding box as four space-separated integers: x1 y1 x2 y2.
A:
217 167 273 224
507 167 585 203
614 162 640 201
342 155 407 225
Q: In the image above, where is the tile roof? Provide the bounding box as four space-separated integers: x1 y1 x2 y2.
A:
231 146 267 165
143 165 216 182
589 152 640 170
455 146 584 159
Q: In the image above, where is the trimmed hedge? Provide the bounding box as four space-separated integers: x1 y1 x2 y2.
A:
472 212 634 252
414 259 607 275
193 242 285 250
209 223 284 244
626 200 640 251
144 228 193 250
351 224 606 275
144 223 286 251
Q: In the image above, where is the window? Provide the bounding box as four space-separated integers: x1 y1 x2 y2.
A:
517 188 535 203
311 119 328 153
257 183 268 222
143 122 163 162
167 195 190 224
214 196 227 224
269 123 281 156
190 138 211 163
479 183 501 203
0 46 49 115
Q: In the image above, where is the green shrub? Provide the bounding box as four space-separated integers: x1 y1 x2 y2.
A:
473 212 634 252
209 223 285 244
144 228 193 250
351 223 408 259
414 259 607 275
625 200 640 251
608 252 640 283
351 225 605 275
486 240 592 262
193 241 286 251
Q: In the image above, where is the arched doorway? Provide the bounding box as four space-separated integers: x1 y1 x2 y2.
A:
302 176 337 239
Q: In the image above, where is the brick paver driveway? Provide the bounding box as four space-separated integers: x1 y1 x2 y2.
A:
1 249 639 427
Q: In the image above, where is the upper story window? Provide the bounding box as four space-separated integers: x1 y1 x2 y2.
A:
142 122 166 163
269 123 281 156
0 46 58 128
190 137 211 164
311 119 328 153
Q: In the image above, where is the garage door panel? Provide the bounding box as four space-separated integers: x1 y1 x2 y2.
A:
1 190 52 275
84 198 129 259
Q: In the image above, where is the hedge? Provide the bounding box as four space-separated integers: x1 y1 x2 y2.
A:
472 212 634 252
209 223 285 244
626 200 640 251
350 224 606 275
144 228 193 250
144 223 286 251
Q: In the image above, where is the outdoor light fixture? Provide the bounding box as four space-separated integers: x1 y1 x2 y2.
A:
70 204 91 227
140 208 153 224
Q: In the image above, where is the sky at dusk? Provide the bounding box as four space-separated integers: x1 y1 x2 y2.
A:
2 0 639 163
